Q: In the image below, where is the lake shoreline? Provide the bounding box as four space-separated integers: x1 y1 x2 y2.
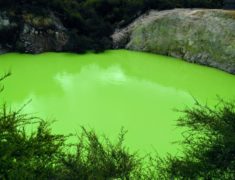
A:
1 9 235 74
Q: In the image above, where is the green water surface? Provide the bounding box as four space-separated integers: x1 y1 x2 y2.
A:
0 50 235 156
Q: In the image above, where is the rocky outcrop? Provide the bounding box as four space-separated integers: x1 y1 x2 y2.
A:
1 9 235 74
0 11 70 54
16 13 69 53
112 9 235 74
0 12 18 53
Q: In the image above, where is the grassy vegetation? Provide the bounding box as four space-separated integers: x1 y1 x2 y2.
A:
223 10 235 19
1 73 235 179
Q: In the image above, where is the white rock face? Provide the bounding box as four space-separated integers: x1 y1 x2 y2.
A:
112 9 235 74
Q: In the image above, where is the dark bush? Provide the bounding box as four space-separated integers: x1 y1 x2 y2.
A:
0 105 140 179
155 100 235 179
0 74 141 179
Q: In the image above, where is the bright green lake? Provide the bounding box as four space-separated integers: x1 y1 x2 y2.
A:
0 50 235 156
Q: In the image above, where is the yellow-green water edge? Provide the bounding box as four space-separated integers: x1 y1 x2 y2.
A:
0 50 235 156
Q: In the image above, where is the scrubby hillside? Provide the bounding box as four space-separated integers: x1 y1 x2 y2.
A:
0 0 223 53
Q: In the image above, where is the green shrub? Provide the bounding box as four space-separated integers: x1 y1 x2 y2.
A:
0 74 141 179
0 105 140 179
155 100 235 179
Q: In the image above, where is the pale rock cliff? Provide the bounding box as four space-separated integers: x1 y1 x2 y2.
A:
112 9 235 73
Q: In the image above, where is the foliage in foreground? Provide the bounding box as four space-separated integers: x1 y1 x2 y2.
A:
155 101 235 179
0 74 140 179
0 105 141 179
1 74 235 179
